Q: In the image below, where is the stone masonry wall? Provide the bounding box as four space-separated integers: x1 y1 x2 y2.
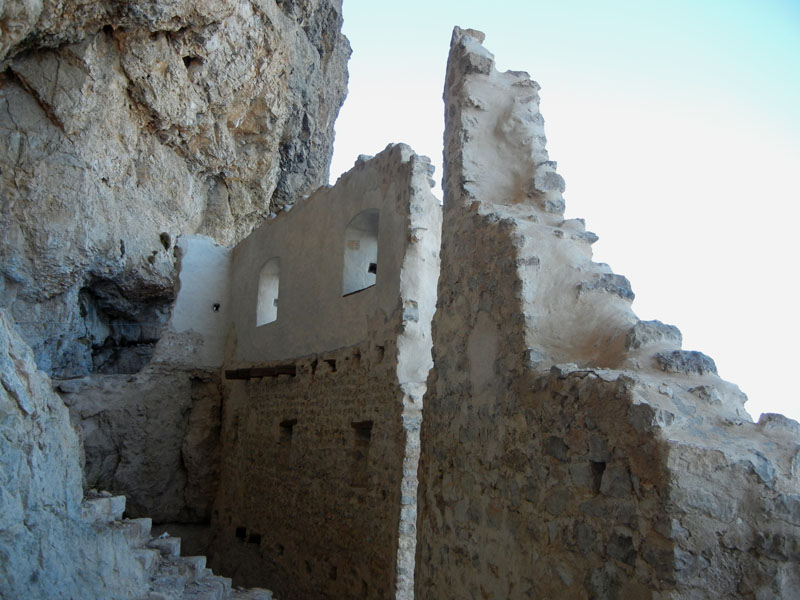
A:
210 344 406 599
414 28 800 600
210 146 441 599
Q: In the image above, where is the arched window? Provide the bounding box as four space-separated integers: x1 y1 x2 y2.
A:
342 210 379 296
256 257 280 326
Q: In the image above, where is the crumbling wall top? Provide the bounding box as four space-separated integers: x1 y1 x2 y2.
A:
228 143 440 365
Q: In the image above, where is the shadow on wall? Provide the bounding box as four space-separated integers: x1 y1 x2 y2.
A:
257 258 281 326
342 209 379 296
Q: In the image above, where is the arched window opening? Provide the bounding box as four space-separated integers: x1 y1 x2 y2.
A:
342 210 379 296
256 257 280 326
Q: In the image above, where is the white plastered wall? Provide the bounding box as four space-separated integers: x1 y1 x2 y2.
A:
229 144 437 364
151 235 232 369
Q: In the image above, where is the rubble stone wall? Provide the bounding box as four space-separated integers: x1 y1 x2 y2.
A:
211 146 441 599
415 27 800 600
210 345 406 599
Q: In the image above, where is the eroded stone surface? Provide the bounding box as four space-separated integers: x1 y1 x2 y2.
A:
58 371 222 522
0 309 150 599
414 27 800 600
209 145 441 600
0 0 349 377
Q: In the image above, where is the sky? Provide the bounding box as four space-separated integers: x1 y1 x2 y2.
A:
329 0 800 422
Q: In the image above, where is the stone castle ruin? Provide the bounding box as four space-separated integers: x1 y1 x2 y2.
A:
1 3 799 599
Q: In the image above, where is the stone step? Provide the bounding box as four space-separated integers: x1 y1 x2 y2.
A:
147 535 181 559
230 588 274 599
132 548 161 573
137 593 170 600
149 573 188 597
183 574 232 600
178 555 207 583
122 517 153 545
81 494 127 524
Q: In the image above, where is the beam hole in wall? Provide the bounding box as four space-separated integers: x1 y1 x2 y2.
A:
247 533 261 545
182 55 204 69
280 419 297 444
256 257 280 326
590 461 606 494
235 526 246 540
342 210 379 296
351 421 373 488
324 358 337 373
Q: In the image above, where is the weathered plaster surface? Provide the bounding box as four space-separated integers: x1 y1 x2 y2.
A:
414 27 800 600
153 235 233 370
229 143 440 364
210 144 441 600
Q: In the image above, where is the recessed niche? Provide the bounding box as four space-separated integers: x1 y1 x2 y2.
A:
351 421 373 487
342 210 379 296
247 533 262 545
280 419 297 444
257 257 280 326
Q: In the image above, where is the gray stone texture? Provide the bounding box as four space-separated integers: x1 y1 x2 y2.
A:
0 0 350 378
0 309 149 599
58 371 222 522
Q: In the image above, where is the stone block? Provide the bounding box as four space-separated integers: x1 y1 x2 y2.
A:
625 320 682 350
655 350 717 375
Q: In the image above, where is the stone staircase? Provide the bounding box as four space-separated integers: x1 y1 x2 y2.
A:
82 492 274 600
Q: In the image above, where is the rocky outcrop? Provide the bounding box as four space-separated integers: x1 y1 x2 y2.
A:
58 371 222 522
0 308 148 598
0 0 350 377
0 301 270 599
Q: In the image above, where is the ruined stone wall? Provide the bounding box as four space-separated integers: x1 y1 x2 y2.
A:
228 144 438 365
415 28 800 599
211 145 441 599
210 345 405 599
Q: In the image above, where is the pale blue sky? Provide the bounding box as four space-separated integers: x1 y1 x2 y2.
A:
330 0 800 421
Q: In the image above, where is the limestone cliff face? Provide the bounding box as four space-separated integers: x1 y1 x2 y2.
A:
0 309 151 599
0 0 350 377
